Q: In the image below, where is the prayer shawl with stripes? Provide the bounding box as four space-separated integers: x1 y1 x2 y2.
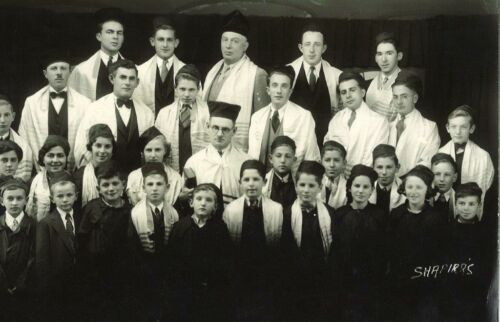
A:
81 163 99 207
126 164 182 206
222 196 283 246
183 144 251 205
365 68 401 121
19 86 90 171
439 140 494 220
288 57 342 112
388 108 440 177
68 51 123 101
319 174 348 210
155 99 210 172
134 55 185 113
290 199 332 259
26 170 51 222
9 129 33 182
248 101 321 173
73 93 154 168
131 199 179 252
368 178 406 211
202 55 257 152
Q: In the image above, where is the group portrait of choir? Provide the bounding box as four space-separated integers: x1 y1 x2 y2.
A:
0 7 496 322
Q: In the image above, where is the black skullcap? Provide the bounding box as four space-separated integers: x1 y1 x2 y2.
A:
152 16 173 30
297 160 325 179
349 164 378 186
208 101 241 122
393 71 422 96
240 159 266 179
177 64 201 82
322 140 347 159
271 135 296 152
38 135 70 166
221 10 249 38
372 144 396 161
0 140 23 160
40 48 72 69
301 22 324 36
268 65 295 84
455 182 482 200
0 178 28 196
431 153 457 172
141 161 168 182
406 165 434 188
138 126 164 153
95 7 126 26
338 70 366 89
49 170 75 188
88 123 114 144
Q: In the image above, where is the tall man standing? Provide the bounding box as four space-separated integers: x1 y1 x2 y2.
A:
74 60 154 173
134 17 186 116
68 8 125 101
288 23 342 146
202 10 269 152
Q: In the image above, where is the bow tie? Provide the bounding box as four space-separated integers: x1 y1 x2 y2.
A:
301 205 316 214
455 142 466 150
117 99 133 109
50 91 67 99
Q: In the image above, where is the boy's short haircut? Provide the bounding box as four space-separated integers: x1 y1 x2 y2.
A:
0 95 14 112
271 135 296 153
300 22 325 43
240 159 266 179
431 153 457 173
141 162 168 184
151 16 176 37
267 65 295 86
338 71 366 90
374 31 401 52
0 140 23 161
96 160 124 183
455 182 482 202
192 183 220 204
49 171 76 194
0 178 28 197
447 105 475 127
108 59 138 77
295 160 325 185
392 71 422 97
322 140 347 159
372 144 398 166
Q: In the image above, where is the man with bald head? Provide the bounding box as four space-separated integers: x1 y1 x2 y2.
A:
202 10 269 152
288 23 342 146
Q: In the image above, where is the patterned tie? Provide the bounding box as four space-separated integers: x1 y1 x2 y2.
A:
65 213 74 237
160 59 169 82
180 104 191 128
347 110 356 128
382 76 389 85
271 110 280 133
309 66 316 91
11 218 19 232
396 114 406 143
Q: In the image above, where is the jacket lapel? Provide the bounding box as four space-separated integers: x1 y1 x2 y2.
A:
0 217 7 265
50 212 75 254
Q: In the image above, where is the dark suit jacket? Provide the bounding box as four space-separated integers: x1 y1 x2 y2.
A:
36 208 81 292
0 214 35 293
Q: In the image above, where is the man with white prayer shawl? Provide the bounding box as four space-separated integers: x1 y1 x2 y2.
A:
0 96 33 182
20 53 89 172
134 17 186 116
248 65 320 173
183 101 251 206
288 23 342 146
366 32 403 121
74 59 154 174
324 71 390 174
202 10 269 153
439 105 494 220
68 8 126 101
155 64 209 173
389 72 440 177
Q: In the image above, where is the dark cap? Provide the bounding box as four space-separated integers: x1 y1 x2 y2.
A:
0 178 28 196
152 16 173 30
348 164 378 187
40 48 72 69
208 101 241 122
268 65 295 84
406 165 434 188
221 10 249 38
138 126 164 153
297 160 325 179
240 159 266 179
177 64 201 82
339 70 366 89
95 7 126 26
372 144 396 161
0 140 23 160
322 140 347 159
38 135 70 167
431 153 457 172
271 135 296 152
393 71 422 96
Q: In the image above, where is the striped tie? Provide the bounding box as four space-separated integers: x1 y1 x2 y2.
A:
180 104 191 128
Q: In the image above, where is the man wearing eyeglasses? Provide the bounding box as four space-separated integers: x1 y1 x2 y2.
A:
183 101 251 206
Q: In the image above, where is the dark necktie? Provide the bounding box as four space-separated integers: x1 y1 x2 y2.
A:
50 91 67 99
154 207 162 220
396 114 406 143
65 213 74 237
455 143 466 154
249 199 259 210
107 55 114 69
117 98 133 109
271 110 280 133
180 104 191 128
218 150 223 157
309 66 316 91
347 110 356 128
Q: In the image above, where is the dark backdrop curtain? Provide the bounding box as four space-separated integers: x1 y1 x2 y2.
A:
0 10 496 214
